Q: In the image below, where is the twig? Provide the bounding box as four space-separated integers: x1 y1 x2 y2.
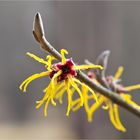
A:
32 12 140 118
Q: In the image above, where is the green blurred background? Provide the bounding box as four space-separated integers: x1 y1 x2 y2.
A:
0 1 140 139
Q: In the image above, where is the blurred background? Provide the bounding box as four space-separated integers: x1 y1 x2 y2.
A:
0 1 140 139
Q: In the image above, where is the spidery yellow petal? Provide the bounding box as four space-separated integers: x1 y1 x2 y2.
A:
68 76 83 106
51 71 62 89
102 104 109 110
56 87 66 104
125 84 140 91
114 66 124 80
26 52 48 65
46 55 55 70
47 71 63 106
36 83 52 109
44 96 51 117
108 102 120 130
19 71 50 92
65 79 71 116
122 94 140 109
87 96 105 122
71 98 81 111
61 49 68 64
54 82 65 97
74 65 103 70
108 102 126 132
114 104 126 132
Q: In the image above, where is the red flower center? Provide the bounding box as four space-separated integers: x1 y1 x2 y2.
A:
50 59 76 81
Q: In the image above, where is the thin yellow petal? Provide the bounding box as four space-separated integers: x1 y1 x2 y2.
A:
121 94 131 100
74 64 103 70
36 83 52 109
81 84 104 122
84 84 98 102
114 104 126 132
56 87 66 104
49 77 63 107
102 105 109 110
53 82 65 97
46 55 55 70
73 78 91 105
43 80 55 93
50 88 57 106
125 84 140 91
82 84 89 109
71 98 81 111
54 82 65 98
108 102 125 132
102 99 109 110
19 71 50 92
44 97 51 117
70 87 76 96
122 94 140 109
68 76 83 106
76 77 98 102
36 81 58 116
65 79 71 116
36 99 46 109
114 66 124 80
88 96 105 122
87 95 98 100
51 70 62 89
127 99 140 109
60 49 68 64
26 52 48 65
50 76 59 106
73 78 84 88
109 102 120 130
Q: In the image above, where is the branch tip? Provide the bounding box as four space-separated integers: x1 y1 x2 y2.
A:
33 12 45 42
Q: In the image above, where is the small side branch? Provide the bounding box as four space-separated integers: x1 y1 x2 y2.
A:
32 12 140 118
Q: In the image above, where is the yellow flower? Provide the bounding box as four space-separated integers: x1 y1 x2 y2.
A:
19 49 103 117
73 66 140 132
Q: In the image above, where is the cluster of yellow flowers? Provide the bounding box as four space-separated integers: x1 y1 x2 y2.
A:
19 49 140 132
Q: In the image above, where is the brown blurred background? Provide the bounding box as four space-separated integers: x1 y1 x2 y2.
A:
0 1 140 139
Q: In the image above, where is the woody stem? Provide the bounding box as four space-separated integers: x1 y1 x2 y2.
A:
32 12 140 118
